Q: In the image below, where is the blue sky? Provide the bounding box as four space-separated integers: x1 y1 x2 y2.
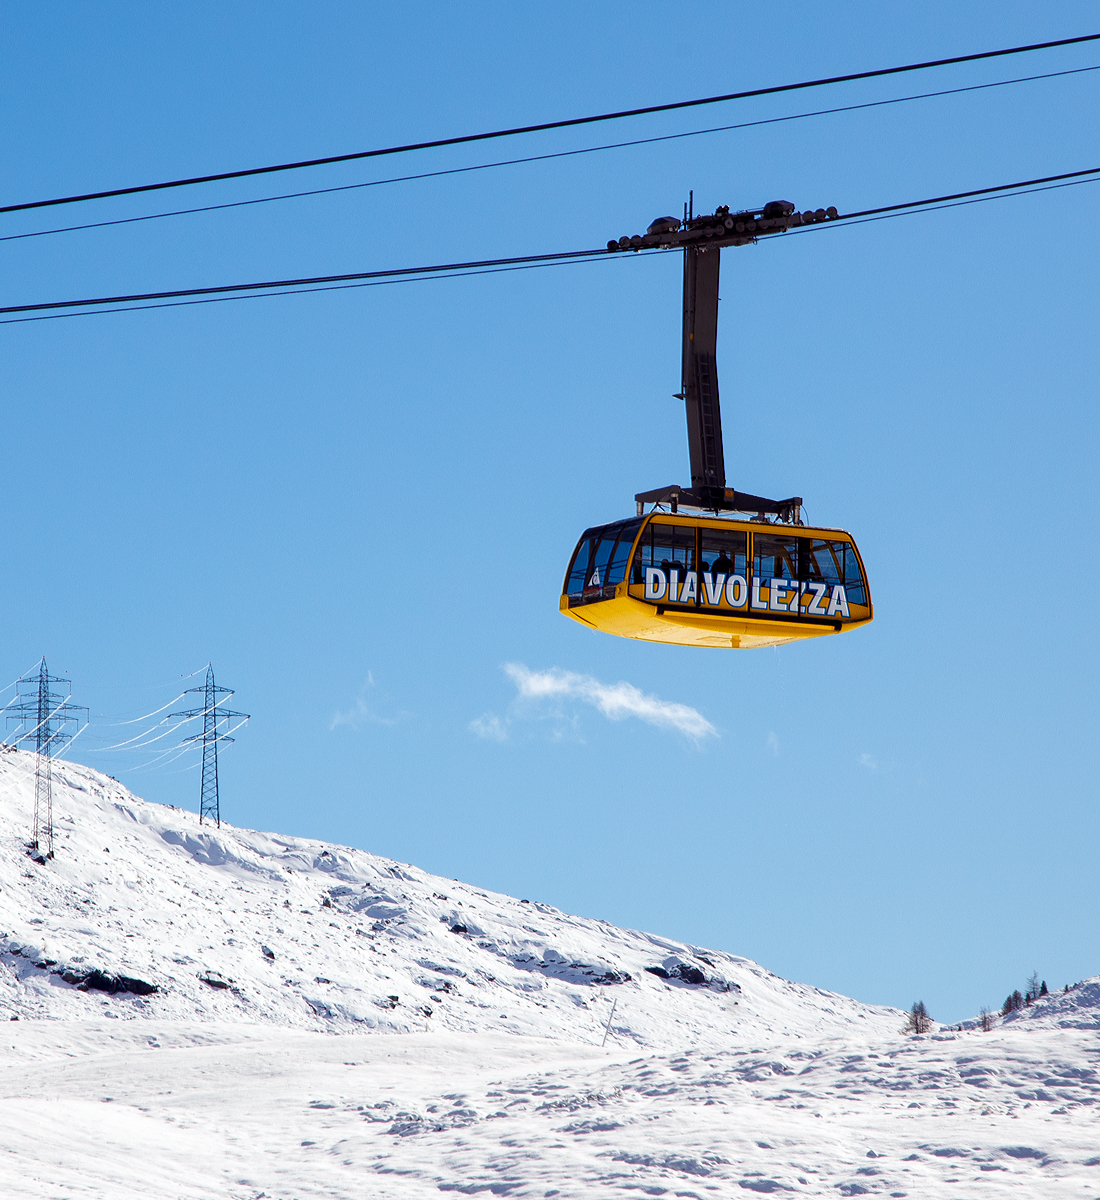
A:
3 2 1098 1022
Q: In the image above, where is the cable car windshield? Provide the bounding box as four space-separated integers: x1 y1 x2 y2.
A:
564 518 643 596
752 533 867 607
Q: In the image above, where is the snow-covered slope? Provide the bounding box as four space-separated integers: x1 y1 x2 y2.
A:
2 749 1098 1199
0 750 900 1046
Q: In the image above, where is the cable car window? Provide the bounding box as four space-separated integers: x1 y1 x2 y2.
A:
565 520 642 595
605 520 642 585
753 534 799 582
566 535 595 594
587 535 615 589
805 539 842 584
804 539 867 606
632 522 697 605
644 522 695 576
700 528 746 577
841 543 867 607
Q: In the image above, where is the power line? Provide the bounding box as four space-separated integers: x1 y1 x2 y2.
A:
6 62 1096 247
3 32 1098 217
2 164 1098 324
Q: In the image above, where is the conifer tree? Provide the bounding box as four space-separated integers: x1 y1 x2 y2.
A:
1002 989 1024 1015
904 1000 932 1034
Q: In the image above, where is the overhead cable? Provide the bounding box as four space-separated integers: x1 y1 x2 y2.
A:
6 62 1097 246
3 164 1100 325
0 256 615 324
0 248 617 318
98 692 187 726
0 659 51 700
2 32 1098 217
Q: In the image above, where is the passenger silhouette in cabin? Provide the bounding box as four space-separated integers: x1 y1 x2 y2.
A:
711 551 733 576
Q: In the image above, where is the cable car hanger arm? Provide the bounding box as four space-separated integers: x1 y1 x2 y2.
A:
615 200 834 521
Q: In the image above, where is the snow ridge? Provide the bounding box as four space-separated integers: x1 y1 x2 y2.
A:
0 751 899 1046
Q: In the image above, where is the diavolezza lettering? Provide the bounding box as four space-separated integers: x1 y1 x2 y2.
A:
643 568 850 618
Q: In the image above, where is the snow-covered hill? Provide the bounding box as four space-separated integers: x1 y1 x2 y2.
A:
0 750 900 1046
1 750 1098 1199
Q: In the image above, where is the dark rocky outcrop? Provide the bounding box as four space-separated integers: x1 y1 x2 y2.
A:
56 968 158 996
645 956 740 993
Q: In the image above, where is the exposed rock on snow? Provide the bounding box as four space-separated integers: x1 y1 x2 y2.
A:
644 953 739 991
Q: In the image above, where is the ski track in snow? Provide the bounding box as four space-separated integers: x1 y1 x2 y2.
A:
0 752 1096 1198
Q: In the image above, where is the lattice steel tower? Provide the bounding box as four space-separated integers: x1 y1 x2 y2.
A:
169 665 249 827
3 658 87 859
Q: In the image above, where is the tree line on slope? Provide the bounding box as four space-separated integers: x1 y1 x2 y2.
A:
906 969 1086 1036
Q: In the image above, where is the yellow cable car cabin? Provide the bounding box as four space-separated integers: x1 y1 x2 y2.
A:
560 513 871 649
562 198 872 649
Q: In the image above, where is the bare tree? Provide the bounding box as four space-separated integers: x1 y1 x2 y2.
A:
903 1001 933 1035
1026 971 1041 1004
979 1006 994 1032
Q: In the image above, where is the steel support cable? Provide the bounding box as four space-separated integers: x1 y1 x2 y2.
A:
6 63 1097 247
50 719 89 762
86 687 232 752
2 32 1098 217
161 760 204 775
90 662 211 699
91 664 209 721
104 731 201 769
127 714 251 775
0 248 614 317
776 174 1100 238
0 254 623 325
0 659 52 700
124 741 201 773
840 165 1100 218
0 722 90 807
3 163 1100 325
86 718 189 754
6 690 85 747
0 165 1087 331
126 714 251 777
93 691 187 727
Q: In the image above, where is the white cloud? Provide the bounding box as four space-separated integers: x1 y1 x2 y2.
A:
469 713 508 742
767 731 780 757
330 674 408 731
859 752 878 770
502 663 717 742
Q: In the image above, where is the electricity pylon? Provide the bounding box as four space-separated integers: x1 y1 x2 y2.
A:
169 665 248 827
3 658 87 859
